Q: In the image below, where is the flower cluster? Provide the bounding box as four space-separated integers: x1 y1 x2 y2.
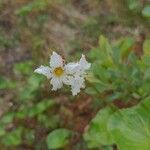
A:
34 52 91 95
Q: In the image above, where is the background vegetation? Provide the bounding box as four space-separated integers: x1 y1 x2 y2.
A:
0 0 149 149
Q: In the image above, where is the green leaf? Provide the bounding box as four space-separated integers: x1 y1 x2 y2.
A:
19 74 44 101
0 112 15 136
19 86 35 101
84 107 115 148
88 47 101 60
127 0 141 11
15 107 29 119
14 61 33 75
0 112 14 124
99 35 112 55
117 37 135 60
38 114 59 129
2 127 23 146
0 125 6 136
15 0 47 17
46 129 72 149
84 97 150 149
142 5 150 17
0 76 16 90
142 56 150 66
143 39 150 56
101 146 114 150
28 100 55 117
85 87 98 95
15 3 33 16
144 68 150 80
108 97 150 150
16 99 55 118
28 74 44 89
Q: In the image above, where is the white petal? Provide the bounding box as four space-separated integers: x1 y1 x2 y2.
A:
79 54 91 71
34 65 51 79
70 75 85 96
62 75 70 85
50 76 63 91
65 62 80 74
50 51 64 68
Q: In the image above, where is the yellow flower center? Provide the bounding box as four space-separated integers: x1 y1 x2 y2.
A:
54 67 64 76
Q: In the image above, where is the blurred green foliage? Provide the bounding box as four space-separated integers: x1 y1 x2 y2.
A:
46 128 72 149
86 36 150 103
0 77 16 90
0 61 58 149
126 0 150 18
84 107 115 148
15 0 48 17
142 5 150 17
84 97 150 149
84 35 150 149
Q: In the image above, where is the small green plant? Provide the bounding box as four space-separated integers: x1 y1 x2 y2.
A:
84 97 150 149
86 36 150 104
15 0 48 17
83 35 150 149
0 36 149 149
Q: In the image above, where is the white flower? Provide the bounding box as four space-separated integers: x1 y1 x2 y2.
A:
65 55 91 75
68 75 85 96
34 52 91 95
68 55 91 96
34 52 70 91
78 54 91 73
